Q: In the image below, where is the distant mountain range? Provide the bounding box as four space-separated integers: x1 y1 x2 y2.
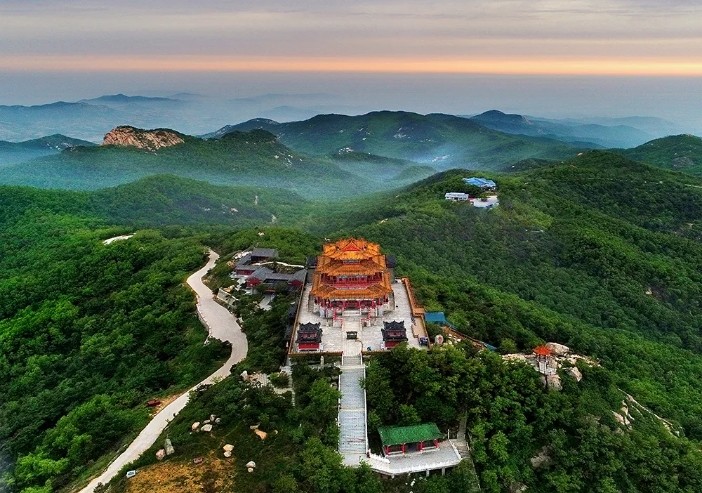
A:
0 92 690 144
208 111 583 169
467 110 655 148
0 93 362 142
2 109 702 198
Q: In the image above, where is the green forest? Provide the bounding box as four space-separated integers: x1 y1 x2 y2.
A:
3 149 702 492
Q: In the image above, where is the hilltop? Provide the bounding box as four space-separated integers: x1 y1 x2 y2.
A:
102 126 186 151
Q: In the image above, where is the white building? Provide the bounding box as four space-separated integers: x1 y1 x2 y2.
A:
444 192 470 202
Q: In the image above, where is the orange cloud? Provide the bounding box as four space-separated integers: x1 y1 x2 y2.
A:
2 55 701 76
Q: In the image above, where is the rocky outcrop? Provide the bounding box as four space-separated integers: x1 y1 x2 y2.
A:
102 125 184 151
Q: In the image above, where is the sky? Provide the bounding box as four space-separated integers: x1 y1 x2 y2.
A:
1 0 701 128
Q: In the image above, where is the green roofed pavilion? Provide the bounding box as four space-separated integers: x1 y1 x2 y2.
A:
378 423 443 447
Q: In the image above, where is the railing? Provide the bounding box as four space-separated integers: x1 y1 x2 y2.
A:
401 277 425 317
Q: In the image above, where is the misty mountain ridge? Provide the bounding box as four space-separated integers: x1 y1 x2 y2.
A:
211 110 583 169
3 109 702 199
0 126 430 198
2 90 691 144
468 109 656 148
0 134 95 167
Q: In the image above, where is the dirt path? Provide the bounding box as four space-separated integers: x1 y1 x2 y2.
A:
78 250 247 492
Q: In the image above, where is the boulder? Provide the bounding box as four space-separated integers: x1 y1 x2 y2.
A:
156 449 166 461
545 342 570 356
246 460 257 468
215 417 222 424
203 419 211 425
254 429 268 440
545 374 562 391
191 422 200 431
223 444 234 452
566 366 583 382
201 424 213 432
164 438 175 456
530 447 551 468
247 467 255 473
210 414 217 422
224 451 232 458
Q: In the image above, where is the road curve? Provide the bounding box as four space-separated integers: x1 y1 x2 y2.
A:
79 250 247 492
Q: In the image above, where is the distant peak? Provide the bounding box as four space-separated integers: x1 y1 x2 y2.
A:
102 126 184 150
473 110 531 125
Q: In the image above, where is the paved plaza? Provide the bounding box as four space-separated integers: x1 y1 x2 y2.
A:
293 281 427 354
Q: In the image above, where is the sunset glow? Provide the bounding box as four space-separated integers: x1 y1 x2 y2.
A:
0 0 700 127
3 55 702 77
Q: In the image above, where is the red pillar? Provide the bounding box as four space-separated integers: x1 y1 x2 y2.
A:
402 443 406 454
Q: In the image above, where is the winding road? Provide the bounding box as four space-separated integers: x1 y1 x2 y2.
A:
79 250 247 492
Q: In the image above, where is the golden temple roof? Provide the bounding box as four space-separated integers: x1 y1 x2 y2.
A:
321 238 384 262
310 280 392 300
310 238 393 300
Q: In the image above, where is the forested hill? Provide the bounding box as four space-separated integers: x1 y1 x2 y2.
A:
0 128 431 199
4 150 702 491
621 134 702 175
314 152 702 490
0 134 95 167
323 152 702 428
210 111 583 170
0 175 306 228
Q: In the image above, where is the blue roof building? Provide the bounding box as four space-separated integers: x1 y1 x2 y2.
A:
463 177 496 189
424 312 447 324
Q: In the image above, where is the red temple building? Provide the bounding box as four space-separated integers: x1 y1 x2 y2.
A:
310 238 394 318
296 322 323 351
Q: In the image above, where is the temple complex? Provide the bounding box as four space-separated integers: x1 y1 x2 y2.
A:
310 238 394 319
290 238 427 355
287 239 464 476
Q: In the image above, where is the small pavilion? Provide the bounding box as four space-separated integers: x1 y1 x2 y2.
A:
382 321 408 349
533 345 555 375
296 322 322 351
378 423 443 456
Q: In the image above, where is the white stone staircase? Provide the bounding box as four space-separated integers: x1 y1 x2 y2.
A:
338 333 367 466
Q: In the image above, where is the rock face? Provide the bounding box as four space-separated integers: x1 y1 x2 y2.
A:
102 125 184 151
